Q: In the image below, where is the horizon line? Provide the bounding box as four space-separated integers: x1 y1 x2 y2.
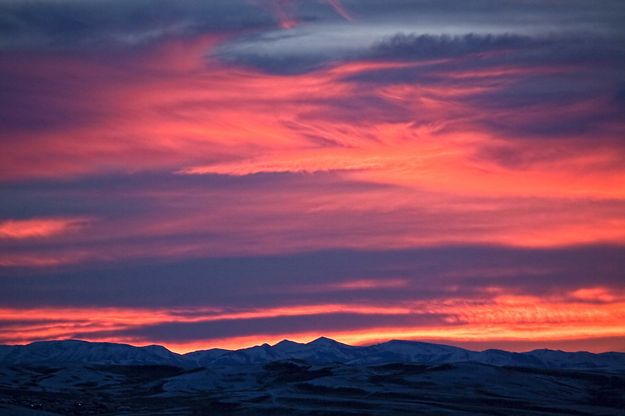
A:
5 336 623 355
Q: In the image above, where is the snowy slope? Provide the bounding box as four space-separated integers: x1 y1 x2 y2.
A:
184 348 230 367
355 339 477 365
523 349 625 370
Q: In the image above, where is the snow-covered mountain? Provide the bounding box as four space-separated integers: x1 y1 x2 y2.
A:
0 340 189 367
2 338 625 415
186 338 625 370
198 337 364 365
1 338 624 371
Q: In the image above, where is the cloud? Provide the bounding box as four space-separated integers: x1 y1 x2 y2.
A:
325 0 352 21
370 33 536 60
570 287 618 303
0 0 275 50
178 155 381 175
1 245 624 308
0 217 89 239
1 281 623 351
0 0 359 51
1 0 625 352
76 312 450 342
2 168 625 270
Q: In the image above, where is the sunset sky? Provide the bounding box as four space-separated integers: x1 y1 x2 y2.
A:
1 0 624 353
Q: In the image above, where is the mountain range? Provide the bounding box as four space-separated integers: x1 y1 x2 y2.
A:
1 337 624 370
2 338 625 415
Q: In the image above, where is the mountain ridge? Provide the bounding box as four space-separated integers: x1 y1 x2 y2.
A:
1 338 624 370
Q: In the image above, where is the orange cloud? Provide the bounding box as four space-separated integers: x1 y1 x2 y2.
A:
293 278 410 293
0 33 624 268
1 288 623 352
570 287 618 303
0 217 89 240
3 38 624 202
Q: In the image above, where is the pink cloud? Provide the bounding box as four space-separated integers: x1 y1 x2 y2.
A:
0 217 89 240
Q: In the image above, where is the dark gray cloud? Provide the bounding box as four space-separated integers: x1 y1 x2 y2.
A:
215 23 625 142
214 0 625 73
4 0 623 61
1 244 624 308
0 170 391 219
333 32 625 142
473 140 625 170
371 33 536 60
0 0 277 50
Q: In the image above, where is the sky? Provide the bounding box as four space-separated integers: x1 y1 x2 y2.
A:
1 0 624 353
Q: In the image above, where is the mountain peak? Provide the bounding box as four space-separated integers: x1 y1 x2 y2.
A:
274 339 301 347
308 336 341 346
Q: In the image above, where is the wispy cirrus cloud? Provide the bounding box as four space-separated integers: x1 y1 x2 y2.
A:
1 285 623 352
